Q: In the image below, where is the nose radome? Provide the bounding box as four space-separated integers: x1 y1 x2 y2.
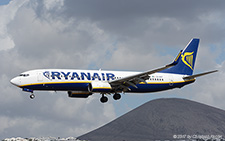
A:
10 77 20 86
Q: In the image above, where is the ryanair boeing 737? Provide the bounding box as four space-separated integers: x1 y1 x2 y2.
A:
10 38 217 103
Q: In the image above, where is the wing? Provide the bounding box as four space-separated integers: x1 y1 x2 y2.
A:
109 50 183 92
109 65 172 91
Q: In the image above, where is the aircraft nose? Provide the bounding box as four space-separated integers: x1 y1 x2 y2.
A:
10 77 20 86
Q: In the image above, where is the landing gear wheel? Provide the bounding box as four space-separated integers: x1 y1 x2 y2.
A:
100 96 108 103
30 94 35 99
113 93 121 100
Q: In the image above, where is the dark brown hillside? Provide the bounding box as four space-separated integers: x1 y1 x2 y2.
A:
78 98 225 141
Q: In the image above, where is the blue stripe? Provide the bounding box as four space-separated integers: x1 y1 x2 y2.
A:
21 80 195 93
129 80 194 92
23 83 90 91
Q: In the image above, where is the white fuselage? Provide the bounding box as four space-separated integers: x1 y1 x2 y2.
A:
10 69 195 94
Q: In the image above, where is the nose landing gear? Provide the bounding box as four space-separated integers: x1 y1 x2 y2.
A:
22 88 35 99
30 93 35 99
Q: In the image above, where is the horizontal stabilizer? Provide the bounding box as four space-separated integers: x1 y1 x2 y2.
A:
183 70 218 80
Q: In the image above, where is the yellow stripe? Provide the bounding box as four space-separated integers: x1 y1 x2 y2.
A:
139 79 195 84
19 81 92 87
175 51 182 61
19 79 195 88
93 87 111 89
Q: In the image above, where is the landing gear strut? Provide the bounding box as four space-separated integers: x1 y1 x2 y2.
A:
100 94 108 103
30 93 35 99
113 93 121 100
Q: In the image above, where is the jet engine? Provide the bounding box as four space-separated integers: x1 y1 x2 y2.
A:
68 91 92 98
89 81 112 93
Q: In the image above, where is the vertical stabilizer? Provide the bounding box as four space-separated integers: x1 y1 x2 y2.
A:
161 38 199 75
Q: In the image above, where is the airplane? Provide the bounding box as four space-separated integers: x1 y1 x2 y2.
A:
10 38 218 103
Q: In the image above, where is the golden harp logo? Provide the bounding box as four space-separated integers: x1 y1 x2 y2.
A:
181 52 194 70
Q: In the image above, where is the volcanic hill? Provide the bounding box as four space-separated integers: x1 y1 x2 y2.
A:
78 98 225 141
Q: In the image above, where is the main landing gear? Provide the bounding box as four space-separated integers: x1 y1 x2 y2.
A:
113 93 121 100
100 95 108 103
100 93 121 103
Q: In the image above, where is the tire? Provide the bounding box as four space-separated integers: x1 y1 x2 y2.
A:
30 94 35 99
100 96 108 103
113 93 121 100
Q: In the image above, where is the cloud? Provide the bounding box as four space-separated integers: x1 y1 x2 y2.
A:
59 0 225 43
0 0 225 139
191 61 225 108
0 0 116 138
0 0 28 51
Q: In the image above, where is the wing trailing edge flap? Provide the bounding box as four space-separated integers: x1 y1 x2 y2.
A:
183 70 218 80
109 54 181 91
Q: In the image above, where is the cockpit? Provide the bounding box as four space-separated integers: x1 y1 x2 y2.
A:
19 74 29 77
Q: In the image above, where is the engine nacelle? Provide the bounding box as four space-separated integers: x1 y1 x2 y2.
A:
89 81 112 93
68 91 92 98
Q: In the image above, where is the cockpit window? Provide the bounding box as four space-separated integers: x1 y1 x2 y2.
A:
19 74 29 77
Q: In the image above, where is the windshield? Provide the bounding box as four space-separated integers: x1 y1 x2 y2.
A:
19 74 29 77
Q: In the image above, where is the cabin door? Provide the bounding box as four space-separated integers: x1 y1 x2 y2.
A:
37 72 43 81
169 75 174 86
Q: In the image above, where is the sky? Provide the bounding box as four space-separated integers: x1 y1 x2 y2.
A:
0 0 10 5
0 0 225 139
